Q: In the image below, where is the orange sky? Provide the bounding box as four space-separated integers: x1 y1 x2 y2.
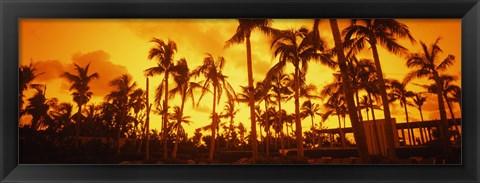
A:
19 19 461 138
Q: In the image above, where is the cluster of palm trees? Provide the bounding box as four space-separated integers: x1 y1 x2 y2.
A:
19 18 461 163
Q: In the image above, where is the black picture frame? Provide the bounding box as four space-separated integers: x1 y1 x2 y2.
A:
1 0 479 182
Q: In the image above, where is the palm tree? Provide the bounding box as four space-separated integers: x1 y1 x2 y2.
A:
256 81 275 157
24 85 50 131
170 58 202 114
105 74 137 152
220 98 239 150
388 79 415 145
406 38 455 159
169 106 192 159
225 19 277 160
343 19 415 160
192 54 236 161
19 61 43 111
409 92 428 143
268 74 292 152
448 86 461 111
321 91 347 148
169 58 202 153
330 19 370 162
145 38 177 160
301 100 322 148
419 74 461 139
271 26 333 158
129 88 146 151
439 75 461 137
62 63 99 148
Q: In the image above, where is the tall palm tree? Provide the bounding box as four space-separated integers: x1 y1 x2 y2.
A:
62 63 99 148
169 58 202 114
19 61 43 111
439 75 461 137
225 19 276 159
192 54 236 161
129 88 146 150
419 74 461 139
271 26 333 158
145 38 177 160
321 91 347 148
255 81 275 157
105 74 137 152
406 38 455 159
169 58 202 151
301 100 322 148
264 73 293 152
388 79 415 145
169 106 192 159
409 92 428 143
330 19 370 162
343 19 415 160
220 98 239 150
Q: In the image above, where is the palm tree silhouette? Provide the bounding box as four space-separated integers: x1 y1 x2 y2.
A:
145 38 177 160
19 61 43 111
219 98 239 150
128 88 146 151
169 58 202 157
62 63 99 148
225 19 277 160
448 85 461 111
105 74 137 153
418 74 461 139
409 92 428 143
343 19 415 160
321 91 347 148
388 79 415 145
192 54 236 161
169 106 192 159
301 100 322 148
406 38 455 159
330 19 370 162
25 85 49 131
271 26 332 158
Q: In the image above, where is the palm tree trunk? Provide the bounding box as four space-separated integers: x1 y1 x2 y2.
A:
163 73 169 160
370 42 397 161
434 75 451 160
172 129 180 159
278 94 285 154
311 115 315 148
330 19 370 163
145 78 150 161
286 123 290 149
75 105 82 148
355 91 363 122
245 34 258 160
369 93 382 156
294 65 304 158
208 86 217 161
444 95 460 139
403 103 414 145
418 107 425 144
265 100 270 158
337 115 345 148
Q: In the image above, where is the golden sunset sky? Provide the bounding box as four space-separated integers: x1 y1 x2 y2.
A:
19 19 461 138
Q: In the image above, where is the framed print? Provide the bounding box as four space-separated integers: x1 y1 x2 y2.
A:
1 0 479 182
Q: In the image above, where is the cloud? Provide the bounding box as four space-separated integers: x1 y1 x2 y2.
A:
34 60 65 82
65 50 130 97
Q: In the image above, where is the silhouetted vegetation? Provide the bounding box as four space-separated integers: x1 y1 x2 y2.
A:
20 19 461 164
